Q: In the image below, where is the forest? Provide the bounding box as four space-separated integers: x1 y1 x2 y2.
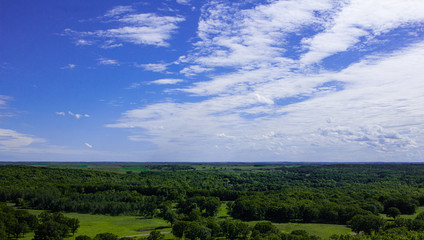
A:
1 163 424 240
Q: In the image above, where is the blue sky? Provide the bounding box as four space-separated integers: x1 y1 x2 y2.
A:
1 0 424 162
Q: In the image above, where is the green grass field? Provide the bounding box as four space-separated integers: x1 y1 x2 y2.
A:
22 210 172 240
19 206 423 239
19 204 353 239
275 223 351 239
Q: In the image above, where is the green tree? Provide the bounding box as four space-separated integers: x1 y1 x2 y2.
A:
220 219 251 240
185 222 211 240
416 212 424 221
93 233 118 240
203 197 221 217
67 218 80 235
147 230 164 240
163 209 178 226
34 220 69 240
9 221 29 238
172 221 190 238
348 214 386 234
386 207 401 219
253 221 279 235
76 235 92 240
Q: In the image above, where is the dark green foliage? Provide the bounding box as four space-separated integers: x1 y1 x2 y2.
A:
253 221 279 235
176 196 221 218
383 196 418 214
3 164 424 238
0 203 38 239
34 220 69 240
147 230 165 240
0 224 7 240
76 235 92 240
416 211 424 220
184 222 211 240
219 219 251 240
251 221 280 239
231 198 266 220
280 231 321 240
33 211 79 240
68 217 80 235
93 233 118 240
172 219 253 240
348 214 386 234
386 207 401 219
171 221 190 238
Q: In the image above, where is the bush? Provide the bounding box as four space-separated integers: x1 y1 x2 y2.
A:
93 233 118 240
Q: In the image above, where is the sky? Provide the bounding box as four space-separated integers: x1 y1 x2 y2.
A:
1 0 424 162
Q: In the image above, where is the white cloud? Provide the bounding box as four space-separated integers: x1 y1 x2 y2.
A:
180 65 213 76
150 79 184 85
98 1 424 162
126 82 142 90
105 6 135 17
0 129 44 149
320 125 416 152
101 40 123 48
176 0 190 5
136 63 168 72
184 0 332 71
84 142 93 148
0 95 11 109
97 58 119 66
66 8 185 48
75 39 94 46
59 111 90 119
61 64 76 69
108 39 424 161
0 95 14 118
300 0 424 65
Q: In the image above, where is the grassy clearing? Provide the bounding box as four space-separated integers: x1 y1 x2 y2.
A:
275 223 351 239
20 206 350 240
21 210 172 240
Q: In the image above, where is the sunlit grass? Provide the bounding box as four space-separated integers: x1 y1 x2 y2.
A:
22 210 172 240
275 223 351 239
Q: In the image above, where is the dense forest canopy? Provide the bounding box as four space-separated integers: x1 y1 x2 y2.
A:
2 163 424 239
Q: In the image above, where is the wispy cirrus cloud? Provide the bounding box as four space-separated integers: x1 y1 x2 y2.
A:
60 64 76 69
127 78 184 90
107 0 424 162
0 95 11 109
56 111 90 119
150 78 183 85
97 58 119 66
75 39 94 46
0 95 15 118
136 63 168 72
84 142 93 148
0 129 44 149
65 6 185 48
104 5 135 18
176 0 190 5
300 0 424 65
